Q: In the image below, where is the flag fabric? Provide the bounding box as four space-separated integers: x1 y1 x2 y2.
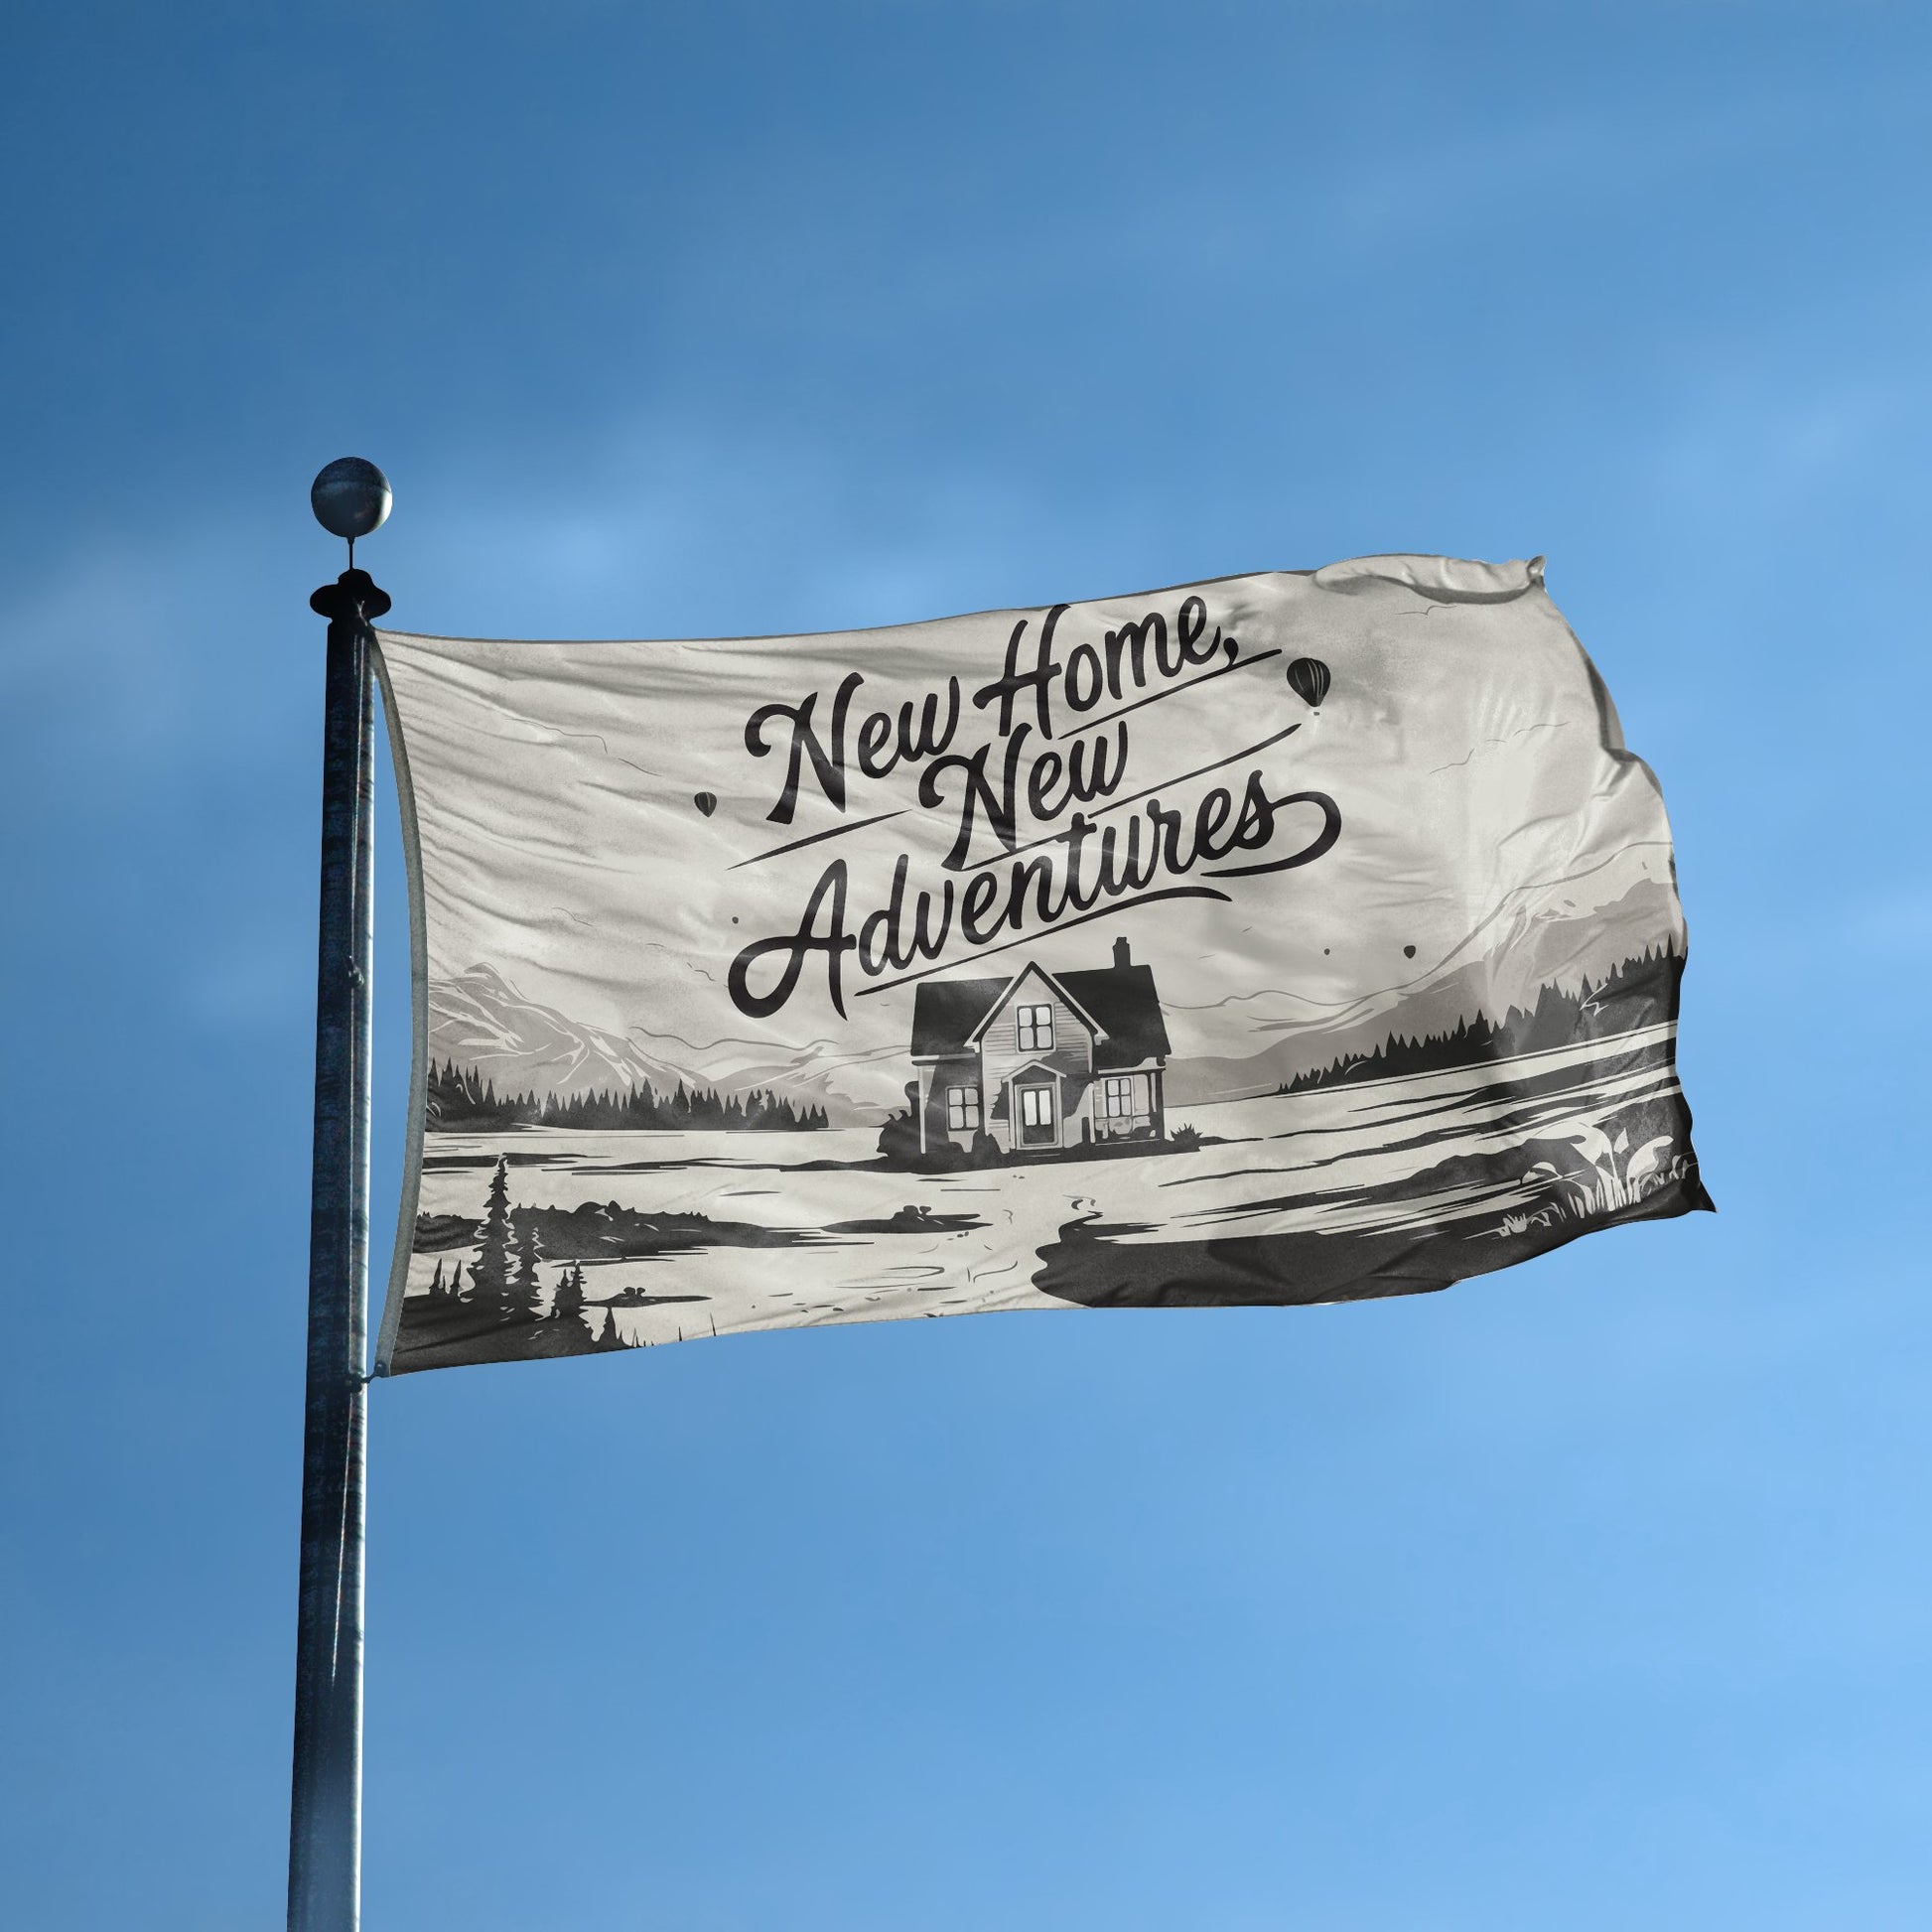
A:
372 553 1709 1375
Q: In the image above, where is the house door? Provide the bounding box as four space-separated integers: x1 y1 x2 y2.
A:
1017 1079 1057 1148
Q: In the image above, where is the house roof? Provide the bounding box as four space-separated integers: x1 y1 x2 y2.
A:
1060 964 1172 1068
909 975 1012 1056
910 958 1170 1069
965 962 1106 1047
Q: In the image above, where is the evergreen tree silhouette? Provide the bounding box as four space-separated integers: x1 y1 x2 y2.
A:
430 1057 829 1135
510 1215 543 1323
550 1263 587 1325
1281 948 1683 1096
471 1156 514 1319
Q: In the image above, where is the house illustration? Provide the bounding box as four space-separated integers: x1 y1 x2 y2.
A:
909 937 1172 1158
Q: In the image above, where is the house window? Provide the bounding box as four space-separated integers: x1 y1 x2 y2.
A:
1102 1076 1135 1118
1019 1083 1055 1144
1017 1004 1053 1052
946 1085 981 1132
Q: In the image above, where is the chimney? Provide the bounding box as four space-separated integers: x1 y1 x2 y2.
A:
1112 936 1131 969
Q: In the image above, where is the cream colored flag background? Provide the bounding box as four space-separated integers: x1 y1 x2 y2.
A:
371 553 1708 1374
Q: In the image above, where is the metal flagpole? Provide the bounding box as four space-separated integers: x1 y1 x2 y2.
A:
290 460 392 1932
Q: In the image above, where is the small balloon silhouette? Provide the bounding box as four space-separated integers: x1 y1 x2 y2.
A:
693 791 718 817
1286 657 1331 709
1403 944 1417 959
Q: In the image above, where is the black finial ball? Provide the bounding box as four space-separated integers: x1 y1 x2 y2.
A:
311 458 392 541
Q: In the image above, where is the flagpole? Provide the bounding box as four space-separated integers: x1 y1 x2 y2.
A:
290 461 391 1932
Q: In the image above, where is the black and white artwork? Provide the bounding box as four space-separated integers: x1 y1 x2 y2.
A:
373 553 1708 1374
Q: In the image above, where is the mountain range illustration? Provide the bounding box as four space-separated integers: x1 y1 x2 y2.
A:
433 868 1681 1127
1163 875 1684 1104
431 963 903 1124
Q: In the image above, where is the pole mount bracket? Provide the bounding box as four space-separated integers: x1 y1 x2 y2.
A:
312 569 392 625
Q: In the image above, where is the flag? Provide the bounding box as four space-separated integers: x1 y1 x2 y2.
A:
372 553 1709 1373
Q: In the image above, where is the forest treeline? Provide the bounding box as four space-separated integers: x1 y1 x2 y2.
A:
427 1057 829 1132
405 1157 636 1359
1280 947 1683 1095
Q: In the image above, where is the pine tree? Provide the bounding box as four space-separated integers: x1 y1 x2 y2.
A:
550 1263 586 1324
471 1157 513 1317
510 1215 543 1322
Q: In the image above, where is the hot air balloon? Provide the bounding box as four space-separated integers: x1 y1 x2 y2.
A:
693 791 718 817
1286 657 1331 710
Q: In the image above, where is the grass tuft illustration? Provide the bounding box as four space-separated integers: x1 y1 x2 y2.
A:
1495 1127 1691 1236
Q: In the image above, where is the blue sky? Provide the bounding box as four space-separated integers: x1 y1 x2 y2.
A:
4 4 1930 1927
